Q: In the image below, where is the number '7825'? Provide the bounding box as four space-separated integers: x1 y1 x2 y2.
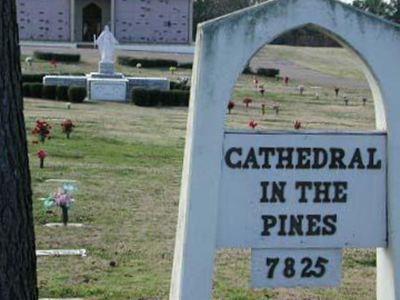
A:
266 256 329 279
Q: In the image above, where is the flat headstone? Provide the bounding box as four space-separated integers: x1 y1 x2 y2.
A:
40 298 83 300
44 223 85 228
45 179 78 183
36 249 87 257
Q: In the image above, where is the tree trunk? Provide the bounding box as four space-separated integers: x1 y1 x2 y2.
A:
0 0 38 299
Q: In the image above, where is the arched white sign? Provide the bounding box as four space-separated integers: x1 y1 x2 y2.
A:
170 0 400 299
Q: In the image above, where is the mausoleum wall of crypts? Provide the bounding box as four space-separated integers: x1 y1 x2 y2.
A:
16 0 192 44
115 0 191 44
17 0 71 41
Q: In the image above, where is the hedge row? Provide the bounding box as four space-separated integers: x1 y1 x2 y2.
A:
23 83 86 103
33 51 81 63
118 56 193 69
242 66 280 78
118 56 178 68
256 68 280 78
22 73 86 83
177 62 193 69
132 89 190 107
170 80 190 91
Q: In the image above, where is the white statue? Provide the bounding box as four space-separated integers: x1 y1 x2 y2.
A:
95 26 118 63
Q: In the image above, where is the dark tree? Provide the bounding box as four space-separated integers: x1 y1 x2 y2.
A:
389 0 400 23
352 0 392 17
0 0 38 299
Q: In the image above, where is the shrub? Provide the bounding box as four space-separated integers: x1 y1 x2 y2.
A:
172 90 190 106
68 86 87 103
178 62 193 69
170 80 190 91
33 51 80 63
131 89 159 107
118 56 178 68
257 68 280 78
243 65 254 75
22 73 86 84
29 83 43 98
56 86 70 101
132 89 190 107
42 85 57 100
22 73 45 83
22 83 31 97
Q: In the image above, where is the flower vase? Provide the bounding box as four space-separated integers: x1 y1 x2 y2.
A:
39 135 46 143
61 206 69 226
39 158 44 169
66 132 70 139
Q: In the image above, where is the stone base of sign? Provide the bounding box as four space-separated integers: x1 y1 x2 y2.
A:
87 77 129 102
44 223 85 228
36 249 87 257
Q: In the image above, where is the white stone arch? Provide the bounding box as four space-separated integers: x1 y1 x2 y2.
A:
170 0 400 299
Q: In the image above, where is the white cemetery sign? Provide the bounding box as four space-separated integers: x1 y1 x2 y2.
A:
170 0 400 299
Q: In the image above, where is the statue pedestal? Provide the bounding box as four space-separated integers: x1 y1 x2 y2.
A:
99 62 115 74
87 61 128 102
87 77 129 102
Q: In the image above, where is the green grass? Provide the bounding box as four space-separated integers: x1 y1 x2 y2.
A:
23 45 377 299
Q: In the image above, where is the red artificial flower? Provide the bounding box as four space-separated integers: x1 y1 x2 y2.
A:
243 97 253 109
259 86 265 96
227 101 235 114
50 59 58 68
32 120 52 143
294 120 302 130
37 149 48 160
61 119 75 138
249 120 258 129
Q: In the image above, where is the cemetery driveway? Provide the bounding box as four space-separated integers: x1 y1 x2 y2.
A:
250 58 369 90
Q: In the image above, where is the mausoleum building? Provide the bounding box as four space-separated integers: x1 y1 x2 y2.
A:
16 0 193 44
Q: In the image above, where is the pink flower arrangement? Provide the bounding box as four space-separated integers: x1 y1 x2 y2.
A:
54 191 75 208
253 76 259 88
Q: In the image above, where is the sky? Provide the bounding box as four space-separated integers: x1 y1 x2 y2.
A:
340 0 390 2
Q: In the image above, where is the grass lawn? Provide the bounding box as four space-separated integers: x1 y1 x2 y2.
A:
24 45 377 299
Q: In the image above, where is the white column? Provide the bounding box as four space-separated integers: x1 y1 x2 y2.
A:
111 0 116 34
70 0 75 42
